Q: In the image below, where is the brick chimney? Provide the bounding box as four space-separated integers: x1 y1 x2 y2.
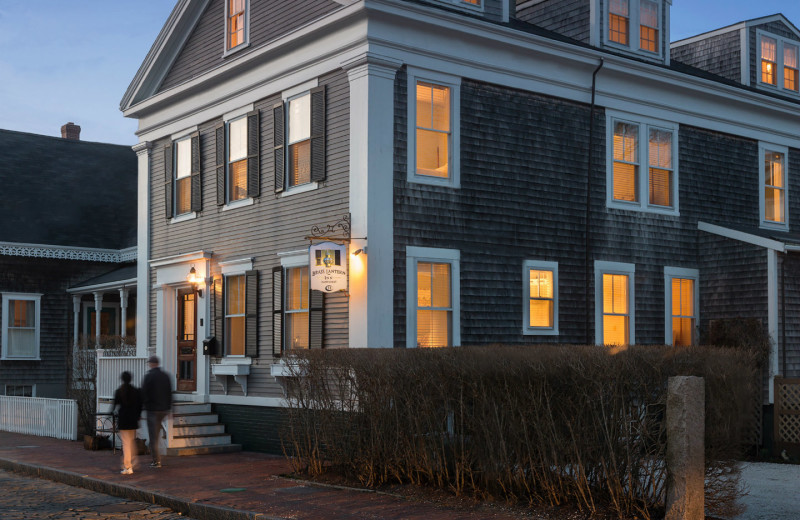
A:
60 122 81 140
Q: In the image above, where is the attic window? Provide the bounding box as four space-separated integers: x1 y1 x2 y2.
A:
605 0 663 58
226 0 248 52
758 31 800 95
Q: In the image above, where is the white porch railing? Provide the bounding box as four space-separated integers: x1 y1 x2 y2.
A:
96 351 148 412
0 396 78 440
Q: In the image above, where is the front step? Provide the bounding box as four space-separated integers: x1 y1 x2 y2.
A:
165 402 241 456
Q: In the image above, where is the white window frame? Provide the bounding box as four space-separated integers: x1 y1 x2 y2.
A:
606 111 679 216
1 293 42 360
219 258 253 359
407 68 461 189
756 30 800 96
279 252 311 352
664 267 699 346
406 246 461 348
594 261 635 346
173 135 193 217
223 0 250 55
279 80 320 197
759 141 790 231
601 0 666 60
522 260 559 335
224 114 251 207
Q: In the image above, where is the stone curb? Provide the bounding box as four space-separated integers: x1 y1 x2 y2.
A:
0 457 286 520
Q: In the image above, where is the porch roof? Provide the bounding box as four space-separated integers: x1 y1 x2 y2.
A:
698 221 800 252
68 264 137 294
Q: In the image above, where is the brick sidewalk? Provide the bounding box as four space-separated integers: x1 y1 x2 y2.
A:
0 431 532 520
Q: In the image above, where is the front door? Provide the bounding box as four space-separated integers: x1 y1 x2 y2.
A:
176 288 197 392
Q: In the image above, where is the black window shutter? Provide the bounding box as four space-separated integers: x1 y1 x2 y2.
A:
213 275 224 355
310 85 326 183
215 123 226 206
309 289 324 349
272 267 283 356
246 110 260 198
273 103 285 193
164 144 173 219
190 132 202 212
245 269 258 358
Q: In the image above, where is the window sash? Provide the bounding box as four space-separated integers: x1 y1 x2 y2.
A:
765 150 786 223
284 266 309 350
227 117 248 202
670 277 695 346
639 0 658 52
785 43 799 91
416 82 451 179
528 269 554 329
227 0 246 49
762 36 778 85
5 298 38 358
613 122 639 202
225 275 245 356
416 262 452 347
602 274 630 346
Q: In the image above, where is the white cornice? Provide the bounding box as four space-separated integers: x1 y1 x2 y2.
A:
0 242 137 263
150 250 212 267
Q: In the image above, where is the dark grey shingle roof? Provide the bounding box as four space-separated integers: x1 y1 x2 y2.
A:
0 129 137 249
70 264 138 290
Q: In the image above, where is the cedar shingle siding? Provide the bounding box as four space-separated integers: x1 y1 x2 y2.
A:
671 30 742 83
516 0 591 43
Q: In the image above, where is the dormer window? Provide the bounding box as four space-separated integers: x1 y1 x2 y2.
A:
758 31 800 95
605 0 663 58
226 0 248 52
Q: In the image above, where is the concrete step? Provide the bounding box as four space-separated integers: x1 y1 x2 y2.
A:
172 402 211 414
172 423 226 436
166 444 242 457
172 412 219 425
170 433 232 448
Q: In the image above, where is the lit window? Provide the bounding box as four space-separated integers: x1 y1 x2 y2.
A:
288 94 311 188
762 36 777 86
285 267 309 350
609 0 630 46
406 247 460 348
175 138 192 215
785 43 799 92
760 144 788 228
226 0 247 51
594 261 634 346
608 113 677 214
461 0 481 5
664 267 698 346
523 261 558 335
639 0 658 52
225 275 245 356
408 70 460 188
1 294 41 360
416 82 451 179
228 117 248 202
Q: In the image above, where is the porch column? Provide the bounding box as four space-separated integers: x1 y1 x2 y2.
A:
93 291 103 347
119 288 129 339
342 52 403 348
133 141 152 358
72 295 81 348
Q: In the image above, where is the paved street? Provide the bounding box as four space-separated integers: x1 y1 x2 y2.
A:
0 469 195 520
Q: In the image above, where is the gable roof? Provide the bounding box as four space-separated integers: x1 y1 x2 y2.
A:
672 13 800 47
0 129 137 250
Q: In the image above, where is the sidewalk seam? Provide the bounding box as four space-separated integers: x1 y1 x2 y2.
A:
0 457 284 520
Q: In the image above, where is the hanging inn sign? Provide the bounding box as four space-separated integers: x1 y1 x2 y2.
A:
309 242 347 292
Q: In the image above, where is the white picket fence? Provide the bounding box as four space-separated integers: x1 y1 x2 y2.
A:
0 396 78 440
96 352 148 412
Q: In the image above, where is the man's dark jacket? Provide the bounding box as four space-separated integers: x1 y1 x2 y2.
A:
142 367 172 412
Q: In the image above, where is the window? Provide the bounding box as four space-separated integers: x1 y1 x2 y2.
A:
216 109 259 206
604 0 663 57
4 385 34 397
2 293 41 360
272 255 324 354
274 85 326 195
407 69 461 188
607 112 678 215
406 247 460 348
523 260 559 335
225 0 248 51
594 261 635 346
285 267 309 349
213 265 258 357
432 0 483 10
759 142 789 229
164 132 200 219
225 275 246 356
758 32 800 95
664 267 698 346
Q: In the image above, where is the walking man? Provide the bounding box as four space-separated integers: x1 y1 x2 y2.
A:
142 355 172 468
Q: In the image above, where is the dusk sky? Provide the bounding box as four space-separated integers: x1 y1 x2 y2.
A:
1 1 799 146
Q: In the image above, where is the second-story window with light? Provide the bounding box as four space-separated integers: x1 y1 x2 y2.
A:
227 117 248 202
416 82 451 179
762 36 778 86
288 93 312 188
226 0 247 51
609 0 630 46
174 137 192 215
639 0 659 53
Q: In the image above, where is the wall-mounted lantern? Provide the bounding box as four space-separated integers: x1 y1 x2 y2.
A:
187 265 203 297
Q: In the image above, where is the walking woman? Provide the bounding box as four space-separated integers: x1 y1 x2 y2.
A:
113 371 143 475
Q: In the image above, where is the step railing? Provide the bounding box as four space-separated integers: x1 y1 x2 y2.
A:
0 396 78 440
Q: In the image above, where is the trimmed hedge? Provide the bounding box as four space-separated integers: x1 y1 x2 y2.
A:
281 345 759 518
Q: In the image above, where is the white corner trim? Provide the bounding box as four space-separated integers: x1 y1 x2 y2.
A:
223 103 255 122
219 257 254 274
0 242 136 263
281 78 320 101
697 221 785 252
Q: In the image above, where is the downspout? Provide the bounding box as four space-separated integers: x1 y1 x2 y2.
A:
585 59 604 345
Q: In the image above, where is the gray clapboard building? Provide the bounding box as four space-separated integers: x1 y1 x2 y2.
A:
0 125 137 399
121 0 800 451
